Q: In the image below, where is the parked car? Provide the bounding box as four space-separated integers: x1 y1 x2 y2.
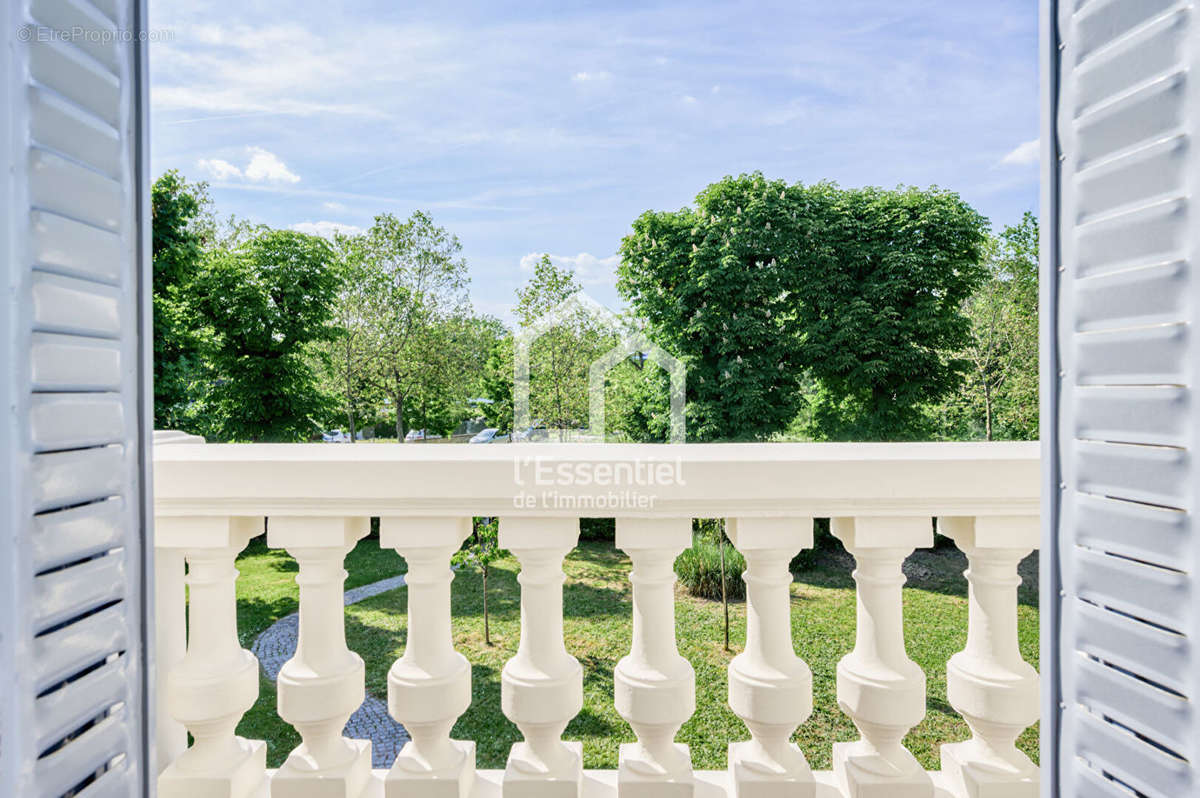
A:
468 428 509 444
512 420 548 442
404 429 443 441
321 429 350 443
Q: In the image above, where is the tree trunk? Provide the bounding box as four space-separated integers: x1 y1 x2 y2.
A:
345 344 356 443
720 533 730 652
395 391 406 441
984 384 994 441
483 564 490 646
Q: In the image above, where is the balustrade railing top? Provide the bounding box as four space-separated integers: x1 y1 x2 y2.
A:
154 441 1039 520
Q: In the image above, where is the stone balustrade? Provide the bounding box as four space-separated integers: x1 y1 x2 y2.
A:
152 441 1040 798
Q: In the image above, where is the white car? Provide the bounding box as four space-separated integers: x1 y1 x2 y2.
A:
321 429 350 443
468 428 509 444
404 429 442 441
513 420 548 442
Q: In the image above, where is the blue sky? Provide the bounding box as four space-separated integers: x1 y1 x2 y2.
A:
150 1 1039 323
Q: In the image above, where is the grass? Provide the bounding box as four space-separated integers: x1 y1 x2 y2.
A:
234 537 1038 772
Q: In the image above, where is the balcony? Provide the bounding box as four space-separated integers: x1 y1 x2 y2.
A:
151 441 1040 798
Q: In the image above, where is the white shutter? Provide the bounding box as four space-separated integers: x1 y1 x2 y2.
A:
0 0 152 796
1048 0 1200 796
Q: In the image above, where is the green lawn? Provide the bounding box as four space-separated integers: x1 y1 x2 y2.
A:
235 536 1038 771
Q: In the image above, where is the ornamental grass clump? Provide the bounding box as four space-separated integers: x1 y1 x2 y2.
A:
675 535 746 602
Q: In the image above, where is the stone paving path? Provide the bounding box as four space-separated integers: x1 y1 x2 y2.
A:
251 574 410 767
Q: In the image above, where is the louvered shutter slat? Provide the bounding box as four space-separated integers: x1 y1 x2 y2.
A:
1075 323 1188 385
29 0 121 71
1073 440 1189 509
30 498 126 574
33 552 127 631
29 148 123 230
1074 386 1188 447
32 604 130 694
31 333 123 391
1074 258 1186 330
28 40 121 125
31 210 124 282
1072 492 1188 565
31 447 125 512
31 272 123 337
71 765 133 798
1073 548 1189 632
30 87 123 178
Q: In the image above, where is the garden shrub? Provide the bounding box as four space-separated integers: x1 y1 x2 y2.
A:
579 517 615 542
675 535 746 601
692 517 724 544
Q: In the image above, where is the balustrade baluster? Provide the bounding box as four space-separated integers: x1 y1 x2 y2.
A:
726 517 816 798
382 516 476 798
158 516 267 798
154 542 187 774
938 517 1039 798
613 518 694 798
268 516 372 798
499 517 584 798
831 516 933 798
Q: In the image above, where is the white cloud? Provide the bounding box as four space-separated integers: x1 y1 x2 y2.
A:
1000 138 1039 167
291 220 364 238
322 201 349 212
196 147 300 185
196 158 243 180
149 21 406 119
520 252 619 286
571 71 611 82
244 147 300 183
681 95 698 104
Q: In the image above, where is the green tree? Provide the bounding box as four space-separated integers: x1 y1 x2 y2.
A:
357 212 471 440
602 355 671 442
619 174 989 441
941 212 1039 440
794 184 989 440
619 177 811 441
451 519 508 645
313 232 382 442
515 255 617 438
476 333 515 432
191 230 341 441
151 171 212 430
404 313 502 436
